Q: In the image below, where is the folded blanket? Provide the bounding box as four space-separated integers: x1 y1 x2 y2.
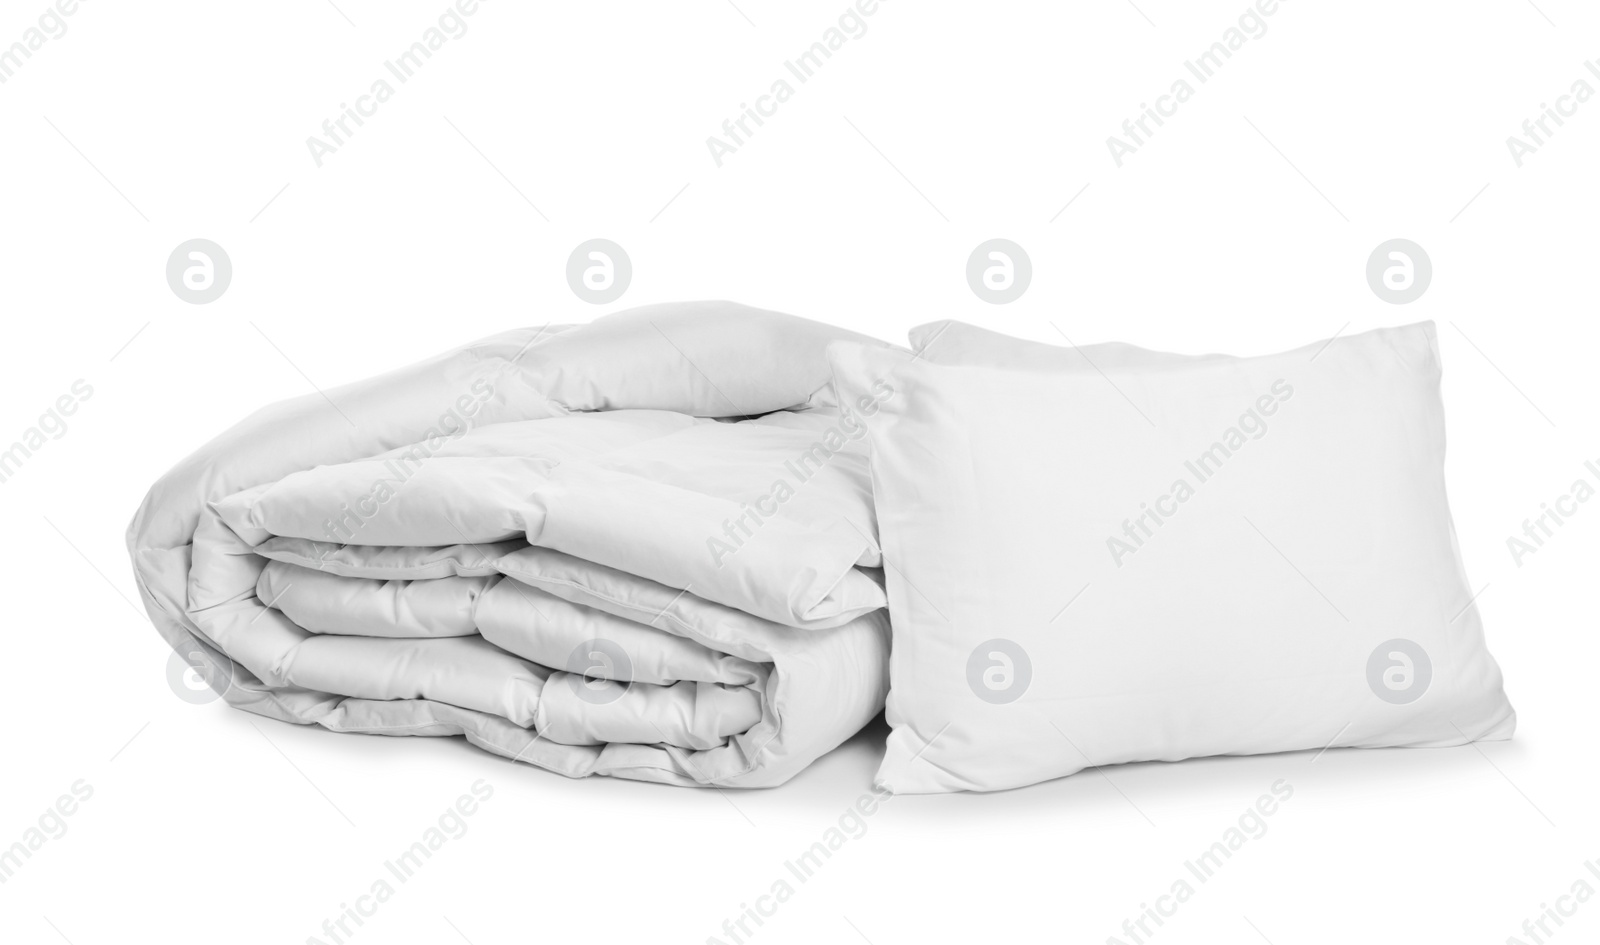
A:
128 302 893 787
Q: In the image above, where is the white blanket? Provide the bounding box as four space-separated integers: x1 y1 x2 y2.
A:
127 302 892 787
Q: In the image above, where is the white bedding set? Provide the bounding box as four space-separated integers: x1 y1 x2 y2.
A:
132 304 1515 795
128 302 892 788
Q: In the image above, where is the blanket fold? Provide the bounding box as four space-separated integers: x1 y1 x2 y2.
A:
129 302 892 787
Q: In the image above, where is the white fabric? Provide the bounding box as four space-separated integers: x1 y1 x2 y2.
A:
128 303 891 788
520 299 886 417
830 320 1515 794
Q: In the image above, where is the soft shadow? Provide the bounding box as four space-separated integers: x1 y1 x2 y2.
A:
239 707 1531 828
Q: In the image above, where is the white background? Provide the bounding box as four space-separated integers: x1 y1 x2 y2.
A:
2 1 1596 942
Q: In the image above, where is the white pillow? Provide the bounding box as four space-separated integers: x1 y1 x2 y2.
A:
829 321 1515 794
908 319 1220 371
